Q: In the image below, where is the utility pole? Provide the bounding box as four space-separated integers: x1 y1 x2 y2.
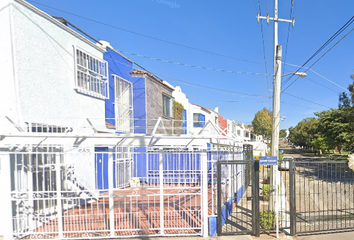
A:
257 0 295 212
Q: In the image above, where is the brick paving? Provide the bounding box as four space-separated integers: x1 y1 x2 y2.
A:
26 185 206 238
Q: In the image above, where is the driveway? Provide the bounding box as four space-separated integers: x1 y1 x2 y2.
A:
278 144 354 234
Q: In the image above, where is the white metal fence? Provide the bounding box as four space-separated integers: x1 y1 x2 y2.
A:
0 139 245 240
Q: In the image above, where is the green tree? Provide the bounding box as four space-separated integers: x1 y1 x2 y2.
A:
279 129 287 138
311 137 333 154
315 108 354 153
339 71 354 108
252 108 272 139
288 117 319 148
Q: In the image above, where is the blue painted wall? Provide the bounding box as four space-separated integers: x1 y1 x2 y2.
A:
103 48 146 133
130 76 146 134
146 151 201 184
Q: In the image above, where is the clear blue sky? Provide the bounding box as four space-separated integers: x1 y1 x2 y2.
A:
28 0 354 130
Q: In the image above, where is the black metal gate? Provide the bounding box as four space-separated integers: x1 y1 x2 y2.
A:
217 144 260 236
294 160 354 235
217 155 354 237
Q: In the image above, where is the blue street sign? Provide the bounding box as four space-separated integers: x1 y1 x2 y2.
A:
259 156 278 166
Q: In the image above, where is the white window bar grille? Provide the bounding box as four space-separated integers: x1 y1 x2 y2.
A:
26 122 71 133
74 47 108 99
113 75 134 133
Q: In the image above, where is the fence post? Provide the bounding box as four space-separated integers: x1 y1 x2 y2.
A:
201 150 209 237
253 160 260 237
0 153 13 240
217 161 222 236
289 159 296 236
55 152 64 239
108 147 115 236
159 151 164 235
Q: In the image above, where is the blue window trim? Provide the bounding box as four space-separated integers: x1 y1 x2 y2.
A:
193 113 205 128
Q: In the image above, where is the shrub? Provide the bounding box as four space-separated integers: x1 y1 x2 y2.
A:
263 184 270 201
260 210 283 229
260 210 275 229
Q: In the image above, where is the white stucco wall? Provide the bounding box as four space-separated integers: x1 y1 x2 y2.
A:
189 104 211 135
0 2 106 237
0 0 107 134
64 145 96 192
248 141 268 157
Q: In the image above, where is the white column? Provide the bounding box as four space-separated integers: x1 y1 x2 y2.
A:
201 150 209 237
0 154 14 240
108 147 115 236
56 153 63 239
159 151 164 235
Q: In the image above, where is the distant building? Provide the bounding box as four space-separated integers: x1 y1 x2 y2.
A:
218 115 228 136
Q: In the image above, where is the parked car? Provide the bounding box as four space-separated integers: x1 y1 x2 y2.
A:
279 156 294 171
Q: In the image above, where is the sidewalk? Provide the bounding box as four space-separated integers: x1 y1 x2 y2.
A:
118 230 354 240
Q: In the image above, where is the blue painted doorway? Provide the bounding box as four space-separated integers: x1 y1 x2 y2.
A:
95 147 109 192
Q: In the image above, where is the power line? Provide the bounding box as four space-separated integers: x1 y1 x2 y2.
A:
110 53 334 110
282 16 354 89
306 77 340 93
104 54 271 99
117 50 272 76
283 92 331 108
282 0 294 75
29 0 264 66
282 25 354 92
283 62 349 92
155 74 271 98
281 101 323 110
258 0 271 99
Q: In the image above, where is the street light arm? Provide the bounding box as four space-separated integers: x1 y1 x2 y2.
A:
281 72 307 78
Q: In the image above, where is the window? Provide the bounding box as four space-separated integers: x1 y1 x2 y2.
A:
114 75 133 133
26 122 71 133
74 47 108 99
237 129 241 136
163 95 172 117
193 113 205 127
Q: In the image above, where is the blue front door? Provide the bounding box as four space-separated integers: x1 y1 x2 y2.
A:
95 147 108 192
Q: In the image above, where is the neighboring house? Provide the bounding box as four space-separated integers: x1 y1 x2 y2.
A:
235 124 244 139
172 86 191 134
190 104 211 135
208 107 220 136
226 119 234 137
131 70 174 134
218 115 228 136
100 40 135 133
243 124 251 141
